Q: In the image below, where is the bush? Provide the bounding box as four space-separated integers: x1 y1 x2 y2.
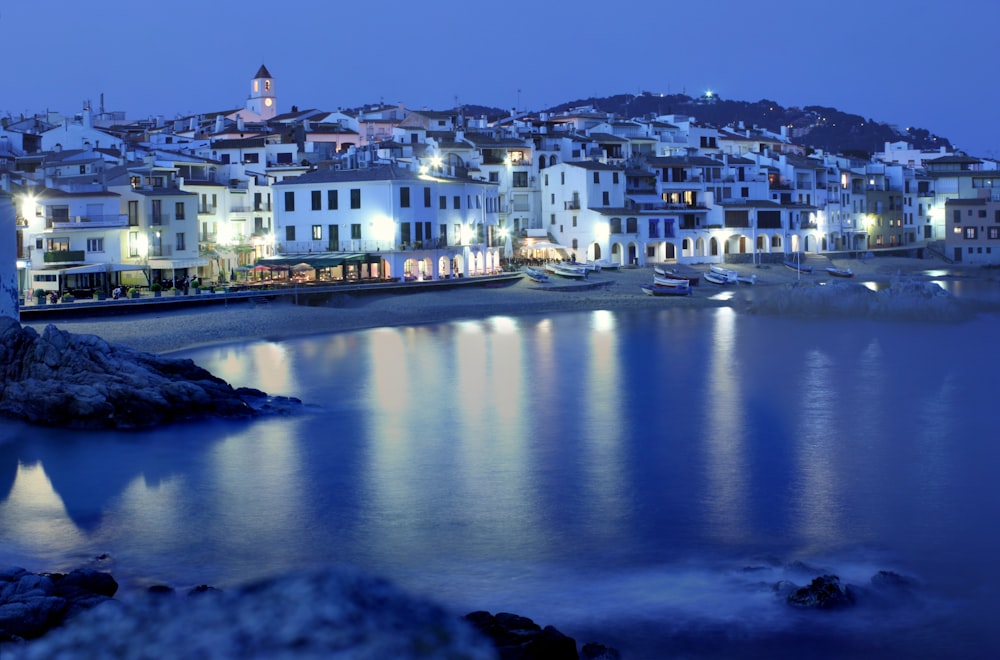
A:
150 282 162 292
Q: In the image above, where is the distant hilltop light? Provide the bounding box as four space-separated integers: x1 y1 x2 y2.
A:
704 90 713 98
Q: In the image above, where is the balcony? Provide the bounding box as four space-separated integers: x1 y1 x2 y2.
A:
564 200 581 210
198 205 217 215
230 205 253 214
150 213 172 226
44 250 86 263
47 214 129 228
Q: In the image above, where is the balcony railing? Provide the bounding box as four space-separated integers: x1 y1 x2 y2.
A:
47 214 129 228
564 200 580 210
198 205 217 215
150 213 171 226
43 250 86 263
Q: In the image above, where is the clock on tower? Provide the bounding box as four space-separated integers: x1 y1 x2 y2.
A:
247 65 276 119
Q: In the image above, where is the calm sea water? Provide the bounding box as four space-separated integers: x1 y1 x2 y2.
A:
2 287 1000 657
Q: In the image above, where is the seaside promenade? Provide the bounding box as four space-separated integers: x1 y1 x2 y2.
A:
20 255 990 355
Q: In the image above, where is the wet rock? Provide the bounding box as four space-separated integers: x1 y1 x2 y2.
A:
786 575 856 610
0 567 117 642
0 318 300 429
464 610 581 659
8 568 495 659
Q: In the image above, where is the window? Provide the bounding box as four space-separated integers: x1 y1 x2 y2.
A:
128 200 139 226
311 190 322 210
572 216 577 227
613 172 619 184
550 213 556 225
439 195 447 209
176 233 186 251
988 227 1000 240
424 187 431 207
965 226 978 239
489 172 499 183
244 153 260 164
350 223 361 239
86 238 104 252
979 209 988 218
312 225 322 240
350 189 361 209
175 202 185 220
593 171 600 184
285 226 296 241
560 172 565 185
453 196 460 209
400 187 410 208
512 171 528 188
284 191 295 212
328 190 338 210
129 231 139 257
151 200 163 225
603 191 610 205
328 224 338 249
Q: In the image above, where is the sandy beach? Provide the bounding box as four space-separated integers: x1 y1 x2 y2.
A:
22 255 995 355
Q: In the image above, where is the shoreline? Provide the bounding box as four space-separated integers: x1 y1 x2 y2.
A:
21 256 998 355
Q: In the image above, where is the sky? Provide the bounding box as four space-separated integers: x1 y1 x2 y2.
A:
4 0 999 158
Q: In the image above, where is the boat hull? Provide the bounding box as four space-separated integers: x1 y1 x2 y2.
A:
825 267 854 278
545 263 588 279
641 284 690 296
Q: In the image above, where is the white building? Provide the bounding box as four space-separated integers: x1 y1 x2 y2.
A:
271 164 502 279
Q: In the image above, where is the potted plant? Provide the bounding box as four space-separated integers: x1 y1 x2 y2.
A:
128 287 140 299
93 290 107 301
35 289 48 305
60 292 75 303
191 281 201 294
150 282 162 298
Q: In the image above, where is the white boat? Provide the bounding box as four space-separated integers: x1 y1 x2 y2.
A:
737 273 757 285
704 271 732 285
594 259 621 270
709 265 740 283
653 273 693 289
523 266 549 283
571 261 601 272
545 262 588 279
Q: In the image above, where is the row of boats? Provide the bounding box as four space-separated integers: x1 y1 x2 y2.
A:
524 259 623 282
524 258 855 292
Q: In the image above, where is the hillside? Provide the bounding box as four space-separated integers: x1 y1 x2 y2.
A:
460 92 950 157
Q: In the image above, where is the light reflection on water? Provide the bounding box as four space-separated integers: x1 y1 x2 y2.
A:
2 309 1000 657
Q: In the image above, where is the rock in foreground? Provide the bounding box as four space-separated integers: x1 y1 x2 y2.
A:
0 318 299 429
6 568 496 660
0 567 118 642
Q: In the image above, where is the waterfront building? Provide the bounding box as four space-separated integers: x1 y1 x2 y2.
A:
271 164 502 280
944 195 1000 263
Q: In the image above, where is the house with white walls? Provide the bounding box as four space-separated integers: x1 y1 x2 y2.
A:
271 163 501 280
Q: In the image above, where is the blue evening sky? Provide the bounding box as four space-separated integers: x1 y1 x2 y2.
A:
3 0 998 157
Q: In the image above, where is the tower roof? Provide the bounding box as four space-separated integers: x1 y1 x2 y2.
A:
254 64 272 79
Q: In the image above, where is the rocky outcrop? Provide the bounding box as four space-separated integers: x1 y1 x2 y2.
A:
464 611 581 659
737 278 974 322
781 575 856 610
5 568 496 659
0 567 118 642
0 318 300 429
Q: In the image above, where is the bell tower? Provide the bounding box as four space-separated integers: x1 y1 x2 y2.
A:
246 64 276 120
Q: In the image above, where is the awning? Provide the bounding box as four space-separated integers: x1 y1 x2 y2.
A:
148 258 209 269
518 241 571 252
628 194 665 204
258 253 381 269
35 264 107 276
111 263 149 272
